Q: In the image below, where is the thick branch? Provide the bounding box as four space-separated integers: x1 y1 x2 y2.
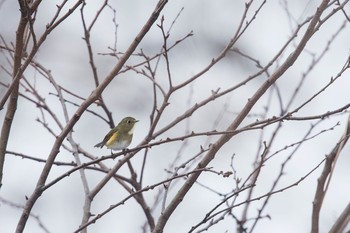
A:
311 114 350 233
0 0 28 189
15 1 168 232
329 202 350 233
152 0 330 232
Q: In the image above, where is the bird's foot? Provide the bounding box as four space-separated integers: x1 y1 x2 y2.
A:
111 150 119 159
122 148 130 154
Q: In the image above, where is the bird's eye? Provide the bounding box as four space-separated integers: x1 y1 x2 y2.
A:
128 120 131 124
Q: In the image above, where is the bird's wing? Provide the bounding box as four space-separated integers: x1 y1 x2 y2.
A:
102 127 119 145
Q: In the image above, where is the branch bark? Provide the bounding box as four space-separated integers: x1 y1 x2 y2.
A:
312 114 350 233
329 202 350 233
15 1 168 232
0 0 28 189
152 0 330 232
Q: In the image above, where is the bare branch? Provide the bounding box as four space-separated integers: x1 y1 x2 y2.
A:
15 1 168 232
0 0 29 189
153 1 331 231
311 114 350 233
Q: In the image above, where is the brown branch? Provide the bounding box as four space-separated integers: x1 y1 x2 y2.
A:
38 118 340 194
240 90 278 228
149 6 313 141
152 1 331 232
190 156 326 232
15 1 168 232
125 160 155 231
0 0 83 110
80 0 115 128
158 16 173 88
329 202 350 233
6 150 75 166
0 0 28 189
249 121 322 232
74 168 209 233
311 114 350 233
172 0 265 92
0 196 50 233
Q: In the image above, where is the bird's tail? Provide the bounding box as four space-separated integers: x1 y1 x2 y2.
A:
94 142 104 148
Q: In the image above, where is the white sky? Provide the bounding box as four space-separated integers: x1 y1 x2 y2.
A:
1 0 350 232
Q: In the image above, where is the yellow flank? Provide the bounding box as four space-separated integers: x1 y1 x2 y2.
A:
106 132 118 147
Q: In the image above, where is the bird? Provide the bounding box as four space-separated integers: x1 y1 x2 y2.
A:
94 116 138 153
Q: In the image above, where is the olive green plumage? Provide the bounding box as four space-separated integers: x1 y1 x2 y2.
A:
94 116 138 151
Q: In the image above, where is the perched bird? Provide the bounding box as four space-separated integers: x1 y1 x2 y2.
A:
94 116 138 152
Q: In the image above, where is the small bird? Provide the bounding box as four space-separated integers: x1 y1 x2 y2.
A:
94 116 138 153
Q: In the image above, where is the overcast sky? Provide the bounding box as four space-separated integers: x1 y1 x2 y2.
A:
1 0 350 233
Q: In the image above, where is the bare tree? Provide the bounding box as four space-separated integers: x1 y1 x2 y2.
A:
1 0 350 232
